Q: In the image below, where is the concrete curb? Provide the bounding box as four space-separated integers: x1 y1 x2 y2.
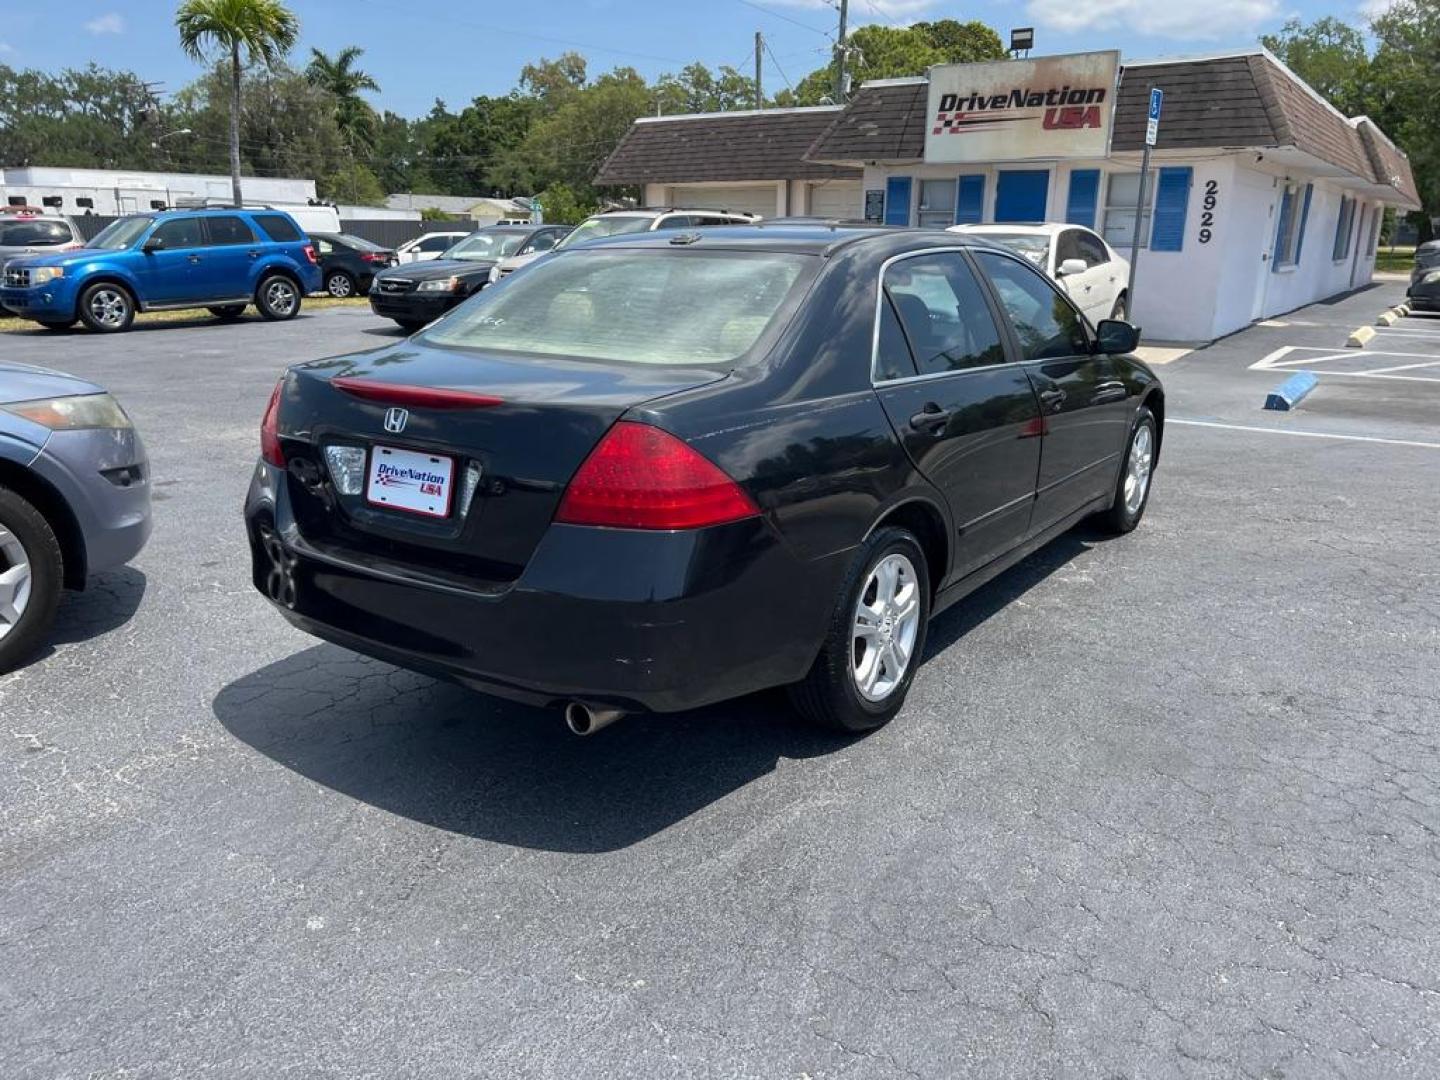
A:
1347 326 1376 348
1264 371 1319 411
1376 311 1398 326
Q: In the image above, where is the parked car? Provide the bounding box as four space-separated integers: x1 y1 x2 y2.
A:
950 222 1131 324
395 232 470 264
1407 240 1440 312
246 224 1162 735
0 212 84 283
309 232 397 298
0 208 323 333
0 361 151 671
367 224 571 331
487 226 569 283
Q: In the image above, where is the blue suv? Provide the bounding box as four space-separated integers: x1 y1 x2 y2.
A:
0 208 323 333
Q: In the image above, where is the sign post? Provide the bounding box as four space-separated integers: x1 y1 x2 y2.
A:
1124 86 1161 319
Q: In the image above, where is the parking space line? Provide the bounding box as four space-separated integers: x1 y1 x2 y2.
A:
1251 345 1440 382
1357 358 1440 376
1171 418 1440 449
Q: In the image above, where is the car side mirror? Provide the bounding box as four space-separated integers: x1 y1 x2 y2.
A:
1095 318 1140 355
142 236 165 253
1057 258 1086 277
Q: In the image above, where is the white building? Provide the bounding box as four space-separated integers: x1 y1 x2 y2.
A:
1 166 315 217
599 49 1420 343
385 192 535 226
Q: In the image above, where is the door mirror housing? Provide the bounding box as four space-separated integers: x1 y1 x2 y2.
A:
141 235 165 253
1057 257 1087 277
1095 319 1141 355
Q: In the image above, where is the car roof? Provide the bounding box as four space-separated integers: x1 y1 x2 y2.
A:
952 223 1080 237
567 223 1015 259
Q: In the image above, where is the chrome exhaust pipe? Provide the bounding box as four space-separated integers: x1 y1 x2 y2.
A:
564 701 625 736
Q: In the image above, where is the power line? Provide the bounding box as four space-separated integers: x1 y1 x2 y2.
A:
732 0 832 37
763 39 797 95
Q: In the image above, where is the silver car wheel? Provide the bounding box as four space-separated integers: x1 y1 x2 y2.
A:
851 552 921 703
326 273 353 298
0 524 33 641
89 287 129 328
265 279 297 315
1124 422 1154 515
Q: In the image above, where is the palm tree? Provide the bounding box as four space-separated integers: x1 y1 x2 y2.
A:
306 46 381 153
175 0 299 206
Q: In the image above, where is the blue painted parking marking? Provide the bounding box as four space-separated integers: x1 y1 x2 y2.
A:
1264 372 1318 411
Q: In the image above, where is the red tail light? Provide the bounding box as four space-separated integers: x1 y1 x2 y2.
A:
303 244 318 264
260 380 285 467
331 377 503 409
555 421 760 530
360 252 388 263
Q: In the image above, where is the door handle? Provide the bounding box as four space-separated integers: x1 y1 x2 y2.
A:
187 254 202 263
247 250 260 258
1092 381 1127 403
908 404 953 432
1039 388 1067 412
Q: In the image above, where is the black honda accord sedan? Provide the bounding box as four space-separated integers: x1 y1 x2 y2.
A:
246 225 1162 734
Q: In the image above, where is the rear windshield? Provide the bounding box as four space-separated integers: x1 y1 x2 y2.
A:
555 215 652 249
86 216 152 250
424 249 810 366
339 233 386 251
0 220 73 246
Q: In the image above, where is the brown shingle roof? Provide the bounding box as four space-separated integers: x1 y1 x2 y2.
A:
799 53 1418 207
595 107 858 186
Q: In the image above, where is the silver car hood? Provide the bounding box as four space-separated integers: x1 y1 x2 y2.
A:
0 361 103 404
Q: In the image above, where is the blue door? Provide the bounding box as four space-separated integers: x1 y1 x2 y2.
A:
994 171 1050 223
884 177 912 226
196 214 261 299
136 217 207 303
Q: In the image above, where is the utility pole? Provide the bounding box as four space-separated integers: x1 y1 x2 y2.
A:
834 0 849 104
755 31 763 109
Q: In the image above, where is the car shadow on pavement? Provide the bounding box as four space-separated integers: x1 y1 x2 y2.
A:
48 565 147 645
213 650 846 854
212 529 1094 854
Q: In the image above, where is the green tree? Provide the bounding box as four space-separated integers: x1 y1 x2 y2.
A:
533 182 595 224
655 63 759 114
175 0 300 205
305 45 381 153
518 53 588 111
1369 0 1440 238
319 161 386 205
1260 17 1369 115
0 63 163 169
778 19 1005 107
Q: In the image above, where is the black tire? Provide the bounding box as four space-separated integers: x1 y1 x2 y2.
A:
256 274 302 321
788 526 931 734
1097 405 1157 535
0 485 64 674
395 319 427 333
325 270 357 298
76 282 135 333
208 304 245 320
1110 294 1128 321
38 319 76 331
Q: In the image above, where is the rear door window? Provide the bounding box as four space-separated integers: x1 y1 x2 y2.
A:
874 295 918 382
206 215 255 246
253 214 302 242
420 235 454 252
313 237 334 255
974 251 1091 361
151 217 205 250
882 253 1006 375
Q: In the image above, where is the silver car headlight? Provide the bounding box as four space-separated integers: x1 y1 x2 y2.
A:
27 266 65 285
2 392 132 430
417 277 460 293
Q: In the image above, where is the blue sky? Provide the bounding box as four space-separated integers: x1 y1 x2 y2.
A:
1 0 1378 118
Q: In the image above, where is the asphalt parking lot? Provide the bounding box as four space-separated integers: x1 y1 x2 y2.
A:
2 285 1438 1078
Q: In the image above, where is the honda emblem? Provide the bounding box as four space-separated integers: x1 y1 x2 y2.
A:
383 407 409 434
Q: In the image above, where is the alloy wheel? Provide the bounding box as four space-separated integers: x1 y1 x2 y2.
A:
851 552 921 703
0 524 33 642
1124 423 1154 515
89 288 129 328
266 279 297 315
327 274 353 298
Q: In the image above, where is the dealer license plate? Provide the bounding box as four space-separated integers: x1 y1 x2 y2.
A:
366 444 455 518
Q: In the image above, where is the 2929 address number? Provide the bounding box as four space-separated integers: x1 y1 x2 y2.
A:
1198 179 1218 244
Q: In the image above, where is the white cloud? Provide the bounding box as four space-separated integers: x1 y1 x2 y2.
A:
1359 0 1398 16
1025 0 1280 39
84 13 126 35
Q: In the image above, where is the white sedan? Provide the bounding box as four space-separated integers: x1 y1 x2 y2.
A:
395 231 471 264
949 223 1131 325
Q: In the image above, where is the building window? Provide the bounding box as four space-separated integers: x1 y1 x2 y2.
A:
7 196 26 206
1273 182 1311 269
1332 195 1355 261
1101 172 1154 250
76 197 94 209
1365 207 1380 255
916 179 956 229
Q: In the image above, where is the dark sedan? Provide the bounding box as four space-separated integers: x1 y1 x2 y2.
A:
1407 240 1440 311
367 224 570 332
247 226 1163 735
309 233 396 298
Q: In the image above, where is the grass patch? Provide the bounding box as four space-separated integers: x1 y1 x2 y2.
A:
0 295 370 334
1374 249 1417 274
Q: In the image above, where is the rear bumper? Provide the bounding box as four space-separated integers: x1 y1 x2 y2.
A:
244 460 845 713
